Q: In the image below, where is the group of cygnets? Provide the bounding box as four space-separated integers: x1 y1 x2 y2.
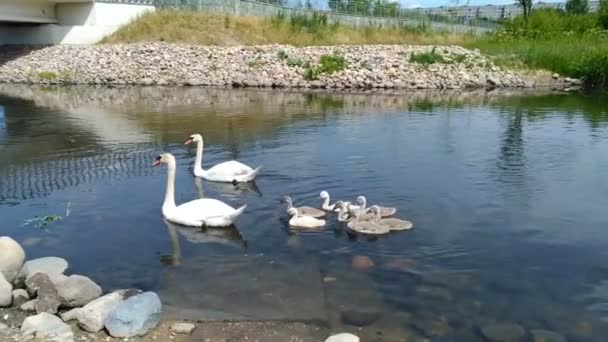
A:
282 191 413 235
153 133 413 235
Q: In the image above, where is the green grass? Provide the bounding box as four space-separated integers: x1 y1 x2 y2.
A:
38 71 58 80
305 54 347 80
409 47 446 65
469 34 608 89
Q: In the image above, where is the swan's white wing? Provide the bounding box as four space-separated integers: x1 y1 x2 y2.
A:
207 160 253 176
174 198 236 221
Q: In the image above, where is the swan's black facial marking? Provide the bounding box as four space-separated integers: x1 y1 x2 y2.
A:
151 155 162 167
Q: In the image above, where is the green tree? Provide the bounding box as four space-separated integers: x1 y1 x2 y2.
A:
516 0 533 23
328 0 347 11
600 0 608 29
565 0 589 14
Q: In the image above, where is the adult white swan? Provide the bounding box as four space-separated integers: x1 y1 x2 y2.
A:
287 208 326 228
185 134 262 183
153 153 247 227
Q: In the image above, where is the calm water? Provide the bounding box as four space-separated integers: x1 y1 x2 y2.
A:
2 85 608 340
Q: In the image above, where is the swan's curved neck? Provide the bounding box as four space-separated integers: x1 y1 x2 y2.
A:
322 196 330 209
194 139 206 174
163 158 177 210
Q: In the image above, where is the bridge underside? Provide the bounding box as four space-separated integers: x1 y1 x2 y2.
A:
0 0 94 24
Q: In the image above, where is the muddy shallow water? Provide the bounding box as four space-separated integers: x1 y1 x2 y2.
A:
1 86 608 341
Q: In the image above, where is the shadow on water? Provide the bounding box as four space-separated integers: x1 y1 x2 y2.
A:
2 85 608 339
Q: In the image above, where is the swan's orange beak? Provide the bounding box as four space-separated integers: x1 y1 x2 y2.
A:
184 137 193 145
151 156 162 167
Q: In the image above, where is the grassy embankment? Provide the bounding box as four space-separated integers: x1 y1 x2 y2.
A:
102 9 608 89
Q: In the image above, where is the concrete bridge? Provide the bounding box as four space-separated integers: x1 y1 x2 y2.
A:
0 0 154 44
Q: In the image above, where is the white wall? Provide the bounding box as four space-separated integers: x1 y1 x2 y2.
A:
0 0 56 23
0 2 154 45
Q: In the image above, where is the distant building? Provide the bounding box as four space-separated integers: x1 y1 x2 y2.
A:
413 1 600 21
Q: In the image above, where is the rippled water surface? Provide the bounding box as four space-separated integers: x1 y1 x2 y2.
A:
2 85 608 340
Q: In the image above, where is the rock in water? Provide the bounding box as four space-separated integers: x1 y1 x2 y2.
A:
25 273 61 314
21 312 74 342
12 288 29 306
325 333 360 342
17 257 68 285
531 330 567 342
78 289 140 333
170 322 195 335
0 236 25 283
0 272 12 307
104 292 162 338
480 322 526 342
56 275 102 308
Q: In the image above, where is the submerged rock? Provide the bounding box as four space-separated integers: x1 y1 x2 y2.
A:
351 256 374 271
325 333 360 342
0 236 25 283
56 275 102 308
0 272 12 307
21 312 74 342
480 322 526 342
104 291 162 337
25 273 60 314
531 329 567 342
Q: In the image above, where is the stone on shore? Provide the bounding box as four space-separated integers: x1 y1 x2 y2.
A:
104 291 162 338
325 333 360 342
170 322 195 335
56 275 102 308
21 312 74 342
480 322 526 342
60 308 82 322
20 299 37 312
0 236 26 283
17 257 68 284
0 272 12 307
25 273 61 314
77 289 140 333
12 288 29 306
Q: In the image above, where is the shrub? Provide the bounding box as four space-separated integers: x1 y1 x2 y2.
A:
566 0 589 14
277 50 288 60
574 50 608 89
317 54 346 74
38 71 58 80
286 57 305 67
410 47 446 65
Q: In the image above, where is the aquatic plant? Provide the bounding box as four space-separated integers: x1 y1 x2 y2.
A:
23 215 63 229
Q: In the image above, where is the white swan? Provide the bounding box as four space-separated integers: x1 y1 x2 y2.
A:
346 206 391 235
185 134 262 183
282 195 325 218
355 196 397 217
320 191 341 212
369 205 413 231
153 153 247 227
287 208 326 228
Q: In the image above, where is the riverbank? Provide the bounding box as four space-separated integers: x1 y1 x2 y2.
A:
0 43 577 91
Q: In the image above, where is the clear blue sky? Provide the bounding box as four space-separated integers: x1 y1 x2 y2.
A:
293 0 562 9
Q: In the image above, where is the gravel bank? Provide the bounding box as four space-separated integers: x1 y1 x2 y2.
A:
0 43 577 90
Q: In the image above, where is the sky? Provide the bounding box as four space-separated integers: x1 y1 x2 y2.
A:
291 0 563 9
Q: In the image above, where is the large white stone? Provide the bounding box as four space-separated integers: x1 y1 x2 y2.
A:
77 290 129 332
325 333 360 342
18 257 68 283
0 236 25 283
0 272 12 307
56 275 102 308
21 312 74 342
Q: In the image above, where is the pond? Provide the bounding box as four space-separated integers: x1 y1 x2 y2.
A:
1 85 608 341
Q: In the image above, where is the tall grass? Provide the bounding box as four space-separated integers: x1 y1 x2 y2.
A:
101 10 474 46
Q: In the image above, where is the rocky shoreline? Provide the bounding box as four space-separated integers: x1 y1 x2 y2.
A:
0 43 580 91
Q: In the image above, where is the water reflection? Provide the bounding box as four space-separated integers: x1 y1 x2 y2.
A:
1 85 608 340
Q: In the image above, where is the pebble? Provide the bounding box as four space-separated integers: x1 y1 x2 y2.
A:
480 322 526 342
0 44 533 90
0 237 26 283
352 256 374 271
170 322 195 335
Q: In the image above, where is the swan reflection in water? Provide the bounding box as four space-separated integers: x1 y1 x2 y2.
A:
194 177 262 199
160 219 248 267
